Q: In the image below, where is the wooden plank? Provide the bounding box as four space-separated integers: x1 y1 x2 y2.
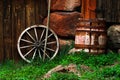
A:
34 0 47 24
96 0 120 22
12 0 26 61
118 0 120 22
81 0 96 19
96 0 102 18
0 0 48 62
25 0 35 27
89 0 96 19
12 0 47 62
35 0 42 24
81 0 86 19
0 0 4 62
11 0 16 60
106 0 111 22
3 0 12 60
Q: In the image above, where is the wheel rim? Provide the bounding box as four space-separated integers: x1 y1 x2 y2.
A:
17 25 59 63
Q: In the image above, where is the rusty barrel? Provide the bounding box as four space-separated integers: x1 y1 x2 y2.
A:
75 19 107 54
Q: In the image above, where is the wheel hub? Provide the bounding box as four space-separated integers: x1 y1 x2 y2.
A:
34 41 41 48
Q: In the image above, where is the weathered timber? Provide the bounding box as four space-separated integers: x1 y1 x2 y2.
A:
0 0 47 62
96 0 120 22
3 0 13 60
0 0 4 62
81 0 96 19
12 0 26 61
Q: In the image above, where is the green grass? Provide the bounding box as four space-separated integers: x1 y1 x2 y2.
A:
0 44 120 80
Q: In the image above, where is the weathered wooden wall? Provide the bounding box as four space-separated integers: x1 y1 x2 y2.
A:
0 0 120 62
0 0 47 62
97 0 120 22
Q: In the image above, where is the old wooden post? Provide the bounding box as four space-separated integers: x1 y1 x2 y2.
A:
81 0 96 19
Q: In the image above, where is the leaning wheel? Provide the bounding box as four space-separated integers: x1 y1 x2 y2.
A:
17 25 59 63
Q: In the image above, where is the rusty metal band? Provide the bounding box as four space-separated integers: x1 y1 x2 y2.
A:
75 45 106 49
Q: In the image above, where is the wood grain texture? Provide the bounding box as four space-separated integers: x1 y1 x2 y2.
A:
0 0 4 62
0 0 120 62
81 0 96 19
96 0 120 22
3 0 12 60
0 0 47 62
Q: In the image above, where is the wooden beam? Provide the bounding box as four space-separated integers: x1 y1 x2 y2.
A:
81 0 96 19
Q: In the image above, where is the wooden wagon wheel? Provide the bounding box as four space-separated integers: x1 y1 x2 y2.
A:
17 25 59 63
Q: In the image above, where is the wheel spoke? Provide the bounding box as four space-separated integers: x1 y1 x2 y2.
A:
39 29 45 42
26 31 35 42
24 47 35 57
41 41 56 45
38 49 42 59
32 49 37 60
48 33 54 38
20 45 34 49
41 33 53 43
41 48 46 61
46 47 55 52
20 39 33 44
41 48 50 60
41 46 46 61
42 49 45 61
41 45 55 52
34 28 38 41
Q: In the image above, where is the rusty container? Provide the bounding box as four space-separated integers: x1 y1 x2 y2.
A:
75 19 107 54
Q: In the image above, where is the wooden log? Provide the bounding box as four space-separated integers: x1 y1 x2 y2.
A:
50 0 81 11
44 12 82 37
43 64 81 79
